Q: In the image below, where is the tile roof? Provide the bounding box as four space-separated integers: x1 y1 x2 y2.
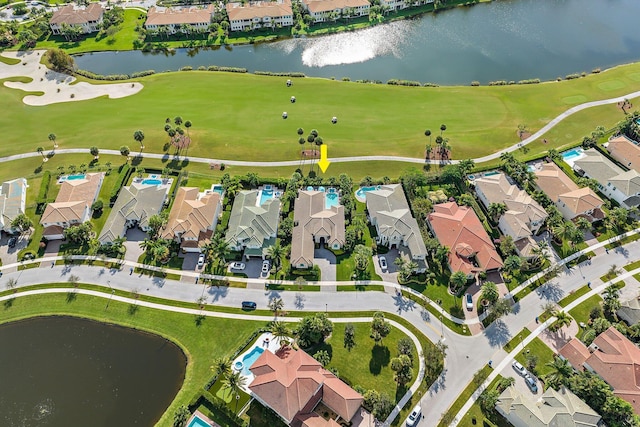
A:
558 338 591 371
160 187 221 248
302 0 370 13
574 149 640 198
617 297 640 326
291 190 345 267
146 5 214 26
225 190 280 255
226 0 293 21
50 3 103 25
40 200 87 225
427 201 503 275
40 173 103 225
98 182 168 243
365 184 427 260
496 385 602 427
249 348 362 424
607 135 640 172
559 327 640 414
0 178 27 230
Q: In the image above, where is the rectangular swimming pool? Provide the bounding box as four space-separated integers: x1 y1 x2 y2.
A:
142 179 162 185
259 189 274 206
325 192 339 209
561 148 584 161
187 414 212 427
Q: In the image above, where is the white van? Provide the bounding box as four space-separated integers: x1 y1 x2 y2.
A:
406 405 421 426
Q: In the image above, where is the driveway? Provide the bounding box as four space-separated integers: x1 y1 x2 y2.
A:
499 361 541 397
123 228 148 262
314 247 336 282
0 232 27 265
180 252 200 271
243 258 265 279
374 249 399 283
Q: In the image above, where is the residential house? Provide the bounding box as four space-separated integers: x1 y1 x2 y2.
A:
300 0 369 23
616 296 640 326
559 326 640 414
145 5 215 34
365 184 428 273
49 4 104 35
227 0 294 31
225 190 280 259
41 173 104 240
427 201 503 277
534 162 605 223
249 347 371 427
606 134 640 172
160 187 222 253
291 190 345 269
573 148 640 209
98 182 170 244
474 172 546 258
496 385 603 427
379 0 433 12
0 178 27 234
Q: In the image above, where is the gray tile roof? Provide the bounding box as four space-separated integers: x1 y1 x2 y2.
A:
225 190 280 256
574 149 640 198
0 178 27 232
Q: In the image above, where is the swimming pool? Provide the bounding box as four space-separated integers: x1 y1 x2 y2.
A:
325 192 339 209
211 184 223 195
187 414 212 427
60 174 86 182
142 179 162 185
355 185 379 200
484 171 500 177
259 189 274 206
561 148 584 161
240 346 264 376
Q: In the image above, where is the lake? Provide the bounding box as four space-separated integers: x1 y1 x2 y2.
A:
74 0 640 85
0 316 187 427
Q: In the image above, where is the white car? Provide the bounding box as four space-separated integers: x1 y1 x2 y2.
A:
261 260 270 277
197 254 205 268
231 262 245 270
379 256 388 270
406 405 421 426
512 360 528 377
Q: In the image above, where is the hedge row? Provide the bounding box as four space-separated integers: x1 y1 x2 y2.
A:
110 164 131 203
76 69 155 81
254 71 306 77
36 171 51 204
387 79 422 87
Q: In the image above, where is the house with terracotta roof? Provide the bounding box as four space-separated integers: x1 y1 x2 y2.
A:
0 178 27 234
300 0 369 23
558 326 640 414
606 134 640 172
160 187 222 253
473 172 546 258
365 184 428 273
291 190 345 269
145 5 214 34
226 0 294 32
249 347 372 427
534 162 605 223
573 148 640 209
225 190 280 259
98 182 171 244
427 201 503 277
41 173 104 240
496 385 603 427
49 4 104 35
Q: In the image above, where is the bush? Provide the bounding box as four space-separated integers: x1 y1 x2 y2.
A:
110 164 131 203
189 390 248 427
36 171 51 204
470 80 480 86
254 71 306 77
180 66 193 71
75 69 155 81
565 73 581 80
517 78 541 85
386 79 421 86
488 80 507 86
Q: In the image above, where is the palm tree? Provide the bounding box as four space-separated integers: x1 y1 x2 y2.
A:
268 297 284 317
440 123 447 136
552 311 572 332
270 321 291 347
487 202 507 222
267 242 284 278
174 116 183 127
133 130 145 150
211 356 231 378
120 145 130 159
575 217 591 232
544 356 573 389
449 271 467 294
424 129 432 144
36 146 47 162
297 127 304 137
90 146 99 159
222 371 247 414
48 132 57 149
480 281 499 305
184 120 192 137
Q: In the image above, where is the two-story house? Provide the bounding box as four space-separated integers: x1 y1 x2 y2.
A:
226 0 294 32
145 5 215 35
49 4 104 35
300 0 369 23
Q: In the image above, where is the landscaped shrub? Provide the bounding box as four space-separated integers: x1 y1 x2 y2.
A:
110 164 131 203
488 80 507 86
254 71 306 77
180 66 193 71
471 81 480 86
517 78 541 84
565 73 581 80
386 79 421 86
36 171 51 204
75 69 155 81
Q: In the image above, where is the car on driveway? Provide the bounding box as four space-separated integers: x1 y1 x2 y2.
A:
261 260 270 278
231 262 245 270
525 374 538 393
406 405 421 426
512 360 528 377
379 256 387 271
7 237 17 248
465 293 473 311
197 253 205 268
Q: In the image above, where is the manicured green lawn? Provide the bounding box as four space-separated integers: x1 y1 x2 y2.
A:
569 294 602 326
558 285 591 307
0 292 263 427
2 59 640 168
503 329 531 353
514 337 556 378
438 365 493 427
458 375 511 427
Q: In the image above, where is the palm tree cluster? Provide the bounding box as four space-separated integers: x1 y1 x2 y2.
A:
500 152 535 188
139 238 173 264
202 234 231 274
424 124 451 161
164 116 193 155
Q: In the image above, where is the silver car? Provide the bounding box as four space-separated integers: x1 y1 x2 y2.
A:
512 360 528 377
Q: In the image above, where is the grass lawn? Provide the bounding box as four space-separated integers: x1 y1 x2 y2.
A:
569 294 603 340
558 285 592 307
458 375 511 427
438 365 493 427
2 60 640 169
0 292 263 427
624 259 640 271
503 329 532 353
514 337 556 378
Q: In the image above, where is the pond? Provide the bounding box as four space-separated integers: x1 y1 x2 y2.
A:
0 316 187 427
74 0 640 85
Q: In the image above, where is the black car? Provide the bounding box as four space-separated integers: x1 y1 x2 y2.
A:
7 237 17 248
241 301 257 310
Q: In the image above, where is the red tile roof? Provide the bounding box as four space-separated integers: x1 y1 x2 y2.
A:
427 202 503 275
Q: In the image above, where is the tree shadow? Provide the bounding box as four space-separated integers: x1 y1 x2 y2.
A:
128 304 139 316
393 292 417 314
369 344 390 375
536 281 564 302
483 318 511 348
3 298 15 309
194 314 206 326
207 284 229 302
131 155 143 167
66 292 77 303
294 293 305 309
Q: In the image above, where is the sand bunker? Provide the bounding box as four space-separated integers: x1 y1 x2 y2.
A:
0 50 143 106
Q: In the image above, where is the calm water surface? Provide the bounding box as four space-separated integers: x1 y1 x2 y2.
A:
75 0 640 85
0 316 186 427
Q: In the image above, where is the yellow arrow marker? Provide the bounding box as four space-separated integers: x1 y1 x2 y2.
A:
318 145 331 173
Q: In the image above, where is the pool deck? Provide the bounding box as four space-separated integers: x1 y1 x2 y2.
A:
232 332 283 391
187 410 220 427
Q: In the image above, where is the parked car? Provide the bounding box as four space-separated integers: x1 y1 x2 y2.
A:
512 360 528 377
7 237 17 248
379 256 388 270
197 253 205 268
465 293 473 311
406 405 422 426
231 262 245 270
241 301 257 310
525 374 538 393
261 260 270 273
